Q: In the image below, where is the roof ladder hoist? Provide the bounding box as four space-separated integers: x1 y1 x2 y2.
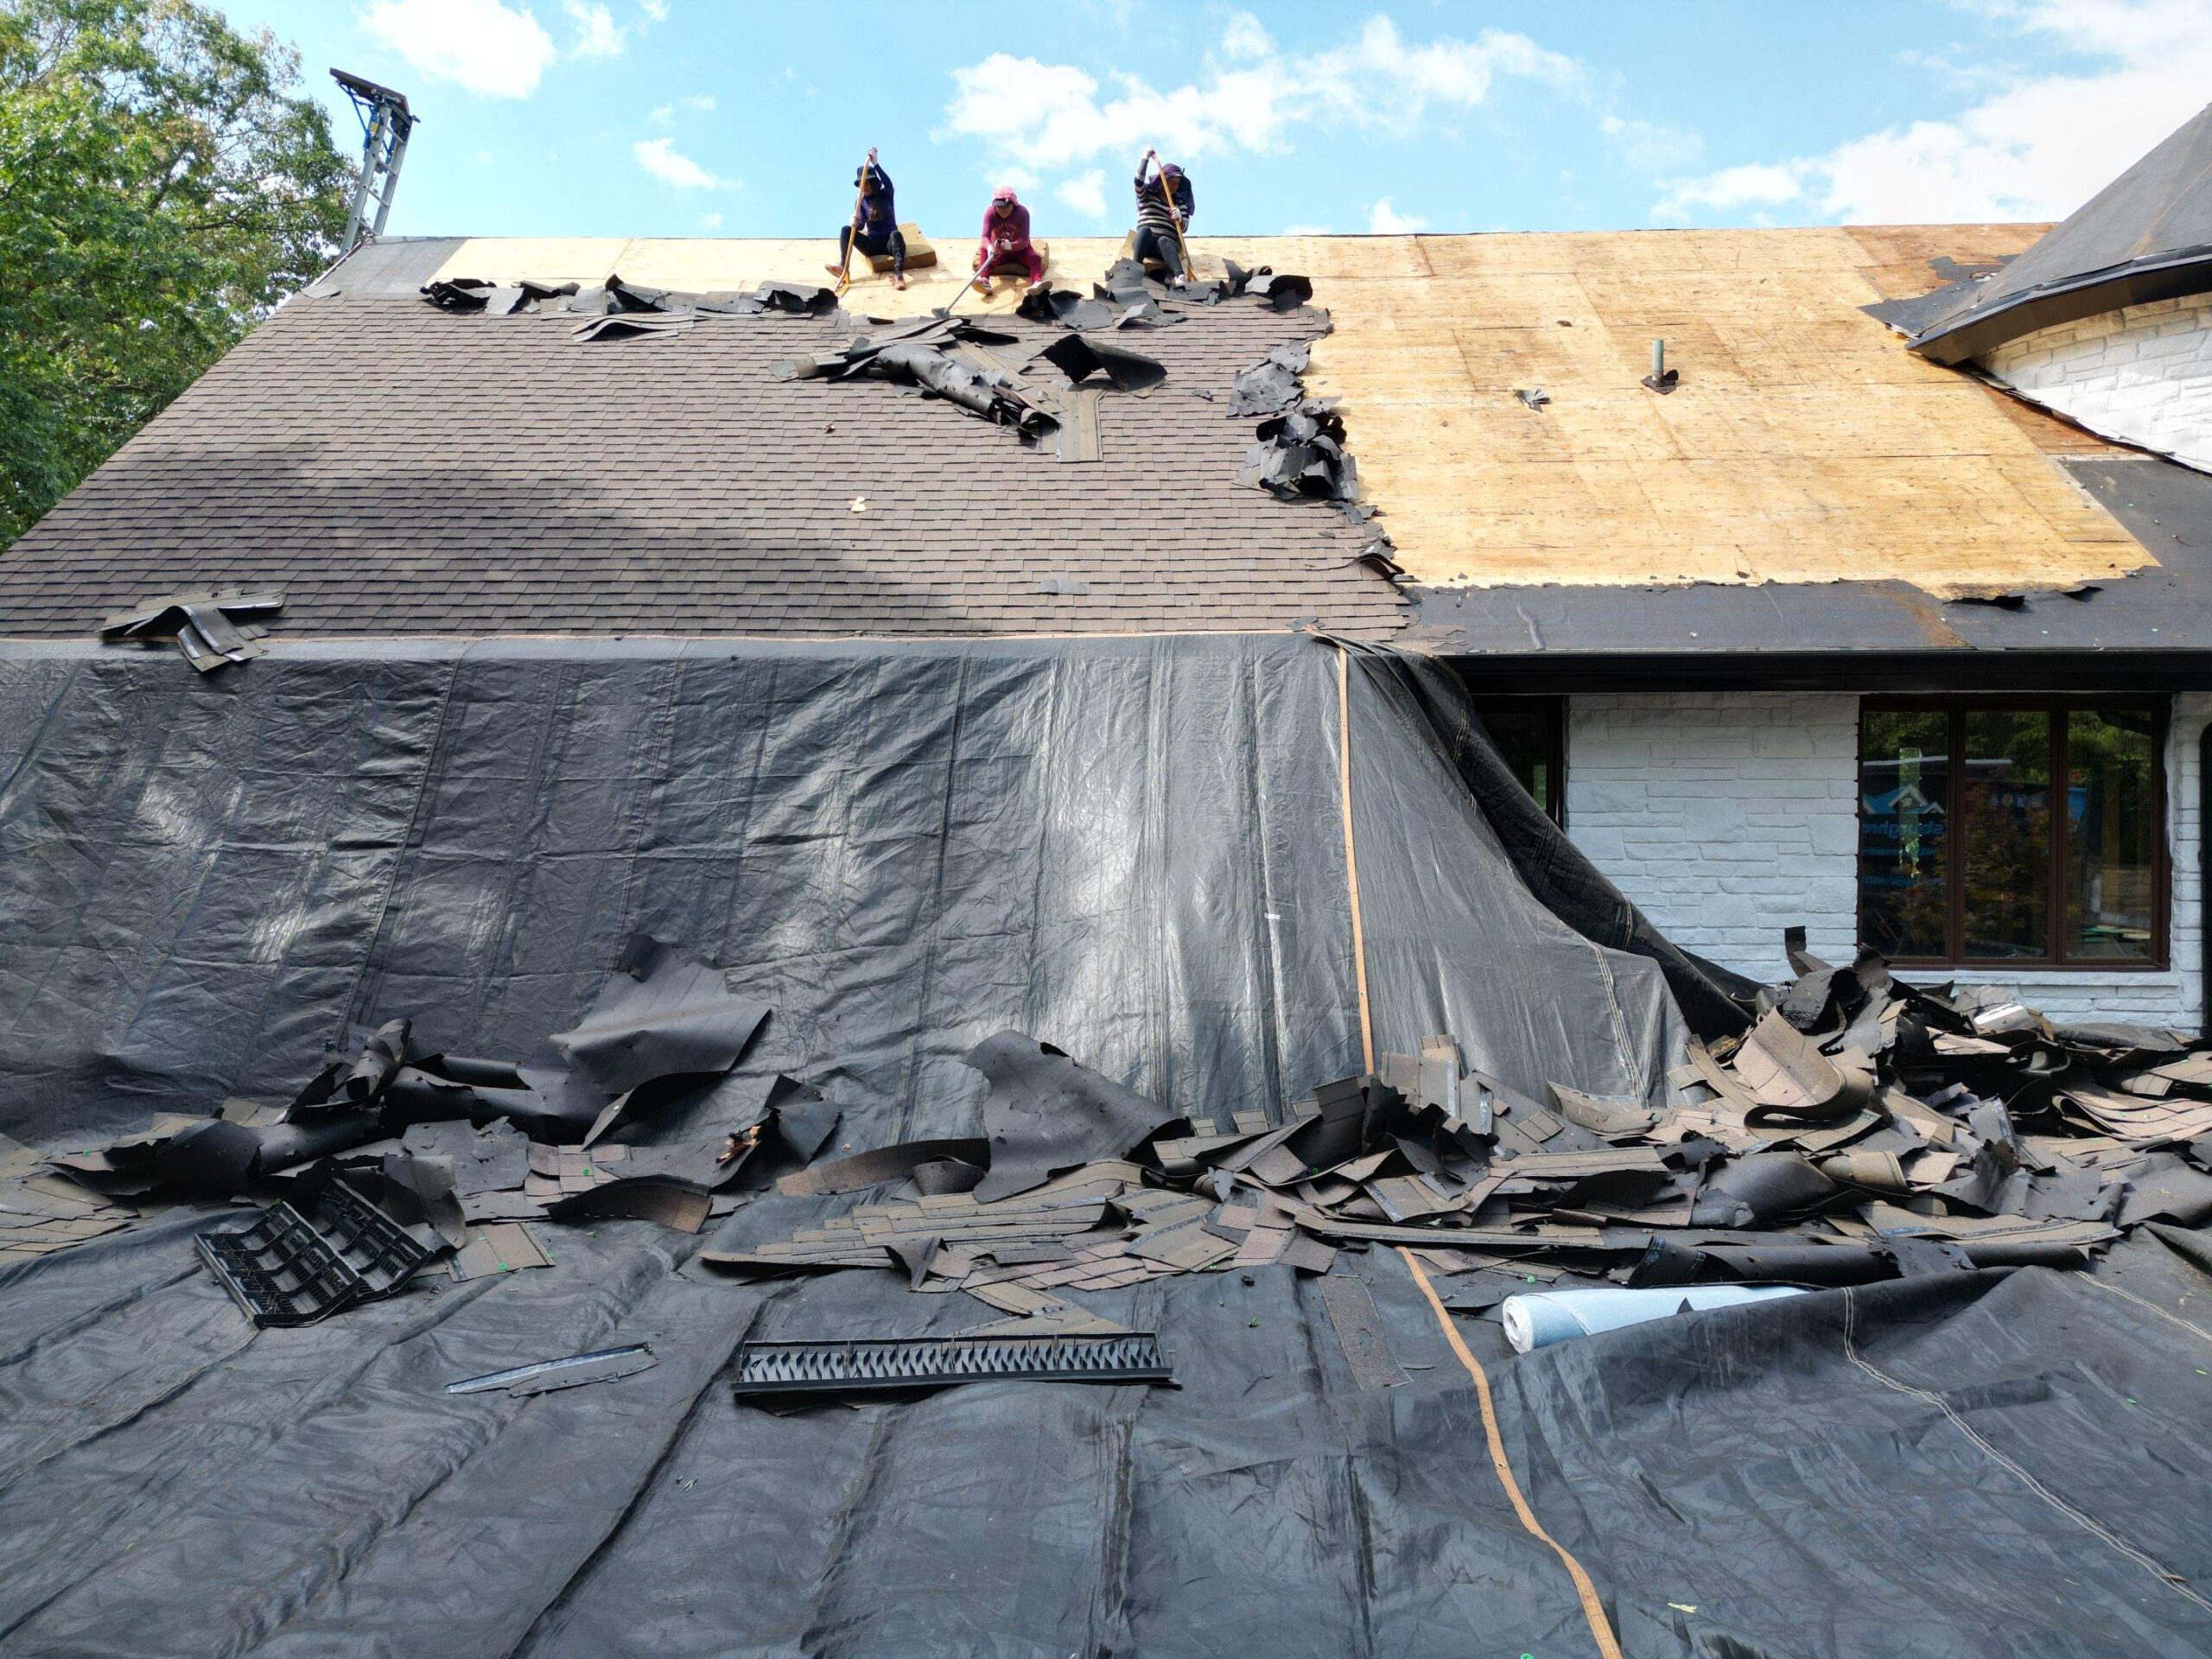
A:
332 68 416 255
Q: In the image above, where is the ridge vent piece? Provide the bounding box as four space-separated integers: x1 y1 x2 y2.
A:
733 1331 1171 1397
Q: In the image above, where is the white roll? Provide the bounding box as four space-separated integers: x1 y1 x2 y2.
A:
1499 1285 1808 1353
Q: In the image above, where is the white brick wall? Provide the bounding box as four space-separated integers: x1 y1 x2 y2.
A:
1565 691 2209 1028
1981 292 2212 473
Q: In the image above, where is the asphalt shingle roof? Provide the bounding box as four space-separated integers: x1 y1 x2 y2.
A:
0 293 1404 640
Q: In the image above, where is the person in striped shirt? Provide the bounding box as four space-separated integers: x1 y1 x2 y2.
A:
1132 148 1193 283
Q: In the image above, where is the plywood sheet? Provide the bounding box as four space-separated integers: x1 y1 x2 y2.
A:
1300 228 2149 594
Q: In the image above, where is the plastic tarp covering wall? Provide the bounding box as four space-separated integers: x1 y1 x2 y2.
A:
0 633 1675 1141
3 635 2211 1659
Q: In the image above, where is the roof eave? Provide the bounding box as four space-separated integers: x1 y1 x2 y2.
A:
1909 245 2212 364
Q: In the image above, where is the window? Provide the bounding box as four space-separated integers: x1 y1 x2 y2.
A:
1470 696 1566 826
1858 699 2166 967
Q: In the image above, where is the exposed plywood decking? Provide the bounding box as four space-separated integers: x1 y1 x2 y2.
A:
429 227 2152 597
1276 226 2145 595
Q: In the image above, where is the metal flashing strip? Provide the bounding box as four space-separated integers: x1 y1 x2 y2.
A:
446 1344 656 1396
732 1331 1173 1398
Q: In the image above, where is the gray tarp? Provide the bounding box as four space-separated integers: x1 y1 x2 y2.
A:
3 634 2209 1658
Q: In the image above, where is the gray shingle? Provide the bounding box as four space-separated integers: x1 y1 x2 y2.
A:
0 296 1404 641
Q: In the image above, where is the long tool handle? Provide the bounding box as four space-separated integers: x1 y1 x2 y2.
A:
1155 162 1193 277
835 165 868 296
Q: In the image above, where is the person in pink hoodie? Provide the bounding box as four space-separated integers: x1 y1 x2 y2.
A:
972 186 1046 292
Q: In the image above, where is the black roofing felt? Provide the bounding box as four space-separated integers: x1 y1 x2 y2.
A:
1408 455 2212 687
3 634 2212 1656
1879 99 2212 363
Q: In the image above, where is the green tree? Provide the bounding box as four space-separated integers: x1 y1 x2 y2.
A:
0 0 348 549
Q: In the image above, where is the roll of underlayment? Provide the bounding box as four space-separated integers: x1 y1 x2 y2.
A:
1500 1285 1808 1353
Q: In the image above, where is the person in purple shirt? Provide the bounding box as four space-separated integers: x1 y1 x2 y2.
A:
828 147 906 289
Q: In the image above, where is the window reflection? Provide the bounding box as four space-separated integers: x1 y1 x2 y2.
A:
1859 709 1948 957
1470 696 1565 826
1961 709 2051 959
1857 700 2163 966
2068 709 2156 958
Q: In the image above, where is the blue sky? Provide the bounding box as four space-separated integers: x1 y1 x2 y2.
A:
217 0 2212 239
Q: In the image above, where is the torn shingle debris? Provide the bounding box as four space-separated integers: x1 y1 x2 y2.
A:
426 272 841 335
778 309 1166 451
1032 332 1166 396
7 931 783 1313
1239 400 1358 501
99 589 283 672
1229 342 1310 418
779 313 1061 439
694 936 2212 1303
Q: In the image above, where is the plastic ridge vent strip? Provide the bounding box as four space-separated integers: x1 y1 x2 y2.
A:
732 1331 1173 1399
196 1181 435 1327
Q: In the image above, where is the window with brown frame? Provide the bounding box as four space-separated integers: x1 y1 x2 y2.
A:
1858 698 2167 968
1470 695 1566 826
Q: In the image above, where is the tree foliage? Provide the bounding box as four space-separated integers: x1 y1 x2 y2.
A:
0 0 348 548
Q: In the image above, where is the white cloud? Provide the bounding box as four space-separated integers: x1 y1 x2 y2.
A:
632 136 730 189
1367 197 1427 233
1600 113 1703 173
1056 169 1108 218
699 210 723 231
361 0 556 99
942 14 1584 169
1220 10 1272 60
1656 161 1802 220
639 0 668 17
646 92 712 125
1656 0 2212 225
564 0 624 56
995 165 1041 194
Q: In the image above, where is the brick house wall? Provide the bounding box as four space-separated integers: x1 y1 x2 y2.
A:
1564 690 2209 1027
1980 292 2212 473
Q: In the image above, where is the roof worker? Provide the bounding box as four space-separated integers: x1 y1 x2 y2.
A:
1133 148 1194 285
829 147 906 291
972 185 1046 293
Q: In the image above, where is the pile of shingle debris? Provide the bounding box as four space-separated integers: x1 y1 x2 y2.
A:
1 936 820 1318
702 938 2212 1334
14 933 2209 1343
